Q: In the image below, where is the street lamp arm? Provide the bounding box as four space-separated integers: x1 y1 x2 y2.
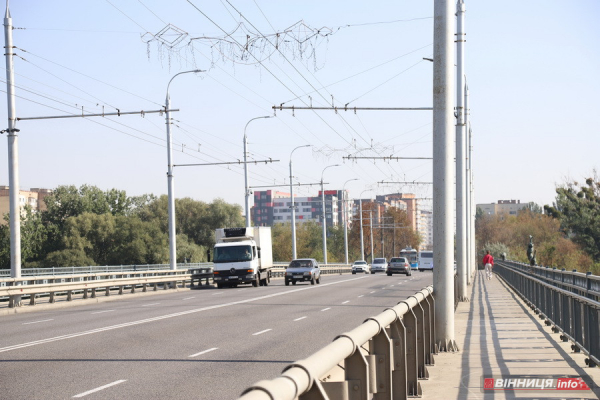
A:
166 69 204 102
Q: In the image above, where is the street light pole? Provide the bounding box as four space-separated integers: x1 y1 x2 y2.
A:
165 69 203 271
321 164 339 264
244 116 272 228
359 189 373 262
289 145 311 260
342 178 358 264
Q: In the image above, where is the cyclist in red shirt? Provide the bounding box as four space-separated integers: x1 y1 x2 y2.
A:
483 250 494 280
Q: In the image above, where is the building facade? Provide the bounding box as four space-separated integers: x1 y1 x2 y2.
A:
477 199 528 216
0 186 52 224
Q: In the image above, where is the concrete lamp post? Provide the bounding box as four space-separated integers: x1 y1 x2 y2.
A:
320 164 340 265
342 178 359 264
243 115 272 228
165 69 204 271
289 145 311 260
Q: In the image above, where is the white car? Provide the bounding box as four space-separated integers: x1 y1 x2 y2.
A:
371 258 387 274
352 260 370 274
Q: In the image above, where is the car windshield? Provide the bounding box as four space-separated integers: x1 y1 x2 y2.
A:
289 260 313 268
374 258 386 263
354 261 366 265
391 258 407 263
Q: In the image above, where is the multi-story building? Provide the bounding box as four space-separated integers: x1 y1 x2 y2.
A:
0 186 52 224
477 199 528 216
417 210 433 250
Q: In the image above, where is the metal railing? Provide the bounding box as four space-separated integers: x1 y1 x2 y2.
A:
239 286 436 400
0 269 198 308
499 260 600 302
496 261 599 368
0 263 212 277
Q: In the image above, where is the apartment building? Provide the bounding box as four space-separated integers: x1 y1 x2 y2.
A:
0 186 52 223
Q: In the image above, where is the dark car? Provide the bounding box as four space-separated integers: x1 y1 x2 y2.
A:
285 258 321 286
388 257 411 276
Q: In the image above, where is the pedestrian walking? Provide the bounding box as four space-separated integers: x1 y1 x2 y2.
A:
483 250 494 280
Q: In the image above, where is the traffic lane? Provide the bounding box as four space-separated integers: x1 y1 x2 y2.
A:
0 274 431 399
0 275 357 347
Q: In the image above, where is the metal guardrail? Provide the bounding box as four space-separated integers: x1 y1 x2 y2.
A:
239 286 436 400
0 269 201 308
496 261 599 368
501 260 600 302
0 263 213 277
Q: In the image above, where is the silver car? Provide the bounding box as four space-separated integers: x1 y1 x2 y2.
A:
371 258 387 274
285 258 321 286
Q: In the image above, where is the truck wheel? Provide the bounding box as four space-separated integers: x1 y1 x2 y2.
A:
387 273 392 276
311 276 315 285
252 275 259 287
285 279 289 286
292 281 296 285
352 271 356 275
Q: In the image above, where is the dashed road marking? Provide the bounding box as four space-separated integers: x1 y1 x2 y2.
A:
142 303 160 307
252 329 272 336
189 347 218 358
293 316 307 322
182 297 195 300
23 319 53 325
91 310 114 315
73 380 126 398
342 301 350 304
321 308 331 312
358 295 364 298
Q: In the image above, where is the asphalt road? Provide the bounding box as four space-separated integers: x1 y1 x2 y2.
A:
0 271 432 400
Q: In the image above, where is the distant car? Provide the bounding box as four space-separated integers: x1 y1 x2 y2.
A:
352 260 370 274
371 258 387 274
388 257 411 276
419 251 433 271
285 258 321 286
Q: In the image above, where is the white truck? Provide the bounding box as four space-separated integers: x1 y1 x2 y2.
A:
211 227 273 288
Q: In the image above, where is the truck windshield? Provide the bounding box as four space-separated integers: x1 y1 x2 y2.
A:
214 245 253 263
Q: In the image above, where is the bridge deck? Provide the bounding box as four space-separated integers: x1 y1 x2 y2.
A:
421 270 600 399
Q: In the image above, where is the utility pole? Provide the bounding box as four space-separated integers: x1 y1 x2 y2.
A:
456 0 468 301
4 3 21 307
290 145 311 260
433 0 457 351
243 116 272 228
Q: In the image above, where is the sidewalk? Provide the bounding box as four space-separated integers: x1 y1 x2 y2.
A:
420 270 600 399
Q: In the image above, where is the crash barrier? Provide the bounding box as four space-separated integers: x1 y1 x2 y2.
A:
0 262 213 277
501 260 600 302
496 261 599 368
239 286 436 400
0 269 196 308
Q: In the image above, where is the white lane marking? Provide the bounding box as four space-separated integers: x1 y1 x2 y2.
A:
252 329 272 336
358 295 364 298
91 310 114 315
73 380 127 398
142 303 160 307
370 291 376 294
293 316 307 322
189 347 218 358
182 297 195 300
22 319 53 325
321 308 331 311
212 292 223 295
342 301 350 304
0 275 369 354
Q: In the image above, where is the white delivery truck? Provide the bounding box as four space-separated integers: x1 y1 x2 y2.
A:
211 227 273 288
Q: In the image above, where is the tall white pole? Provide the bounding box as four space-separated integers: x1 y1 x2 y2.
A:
165 70 201 270
4 4 21 307
433 0 457 351
342 178 358 264
243 116 271 228
455 0 468 301
320 164 339 264
369 210 374 264
289 145 310 260
359 199 364 261
465 81 474 282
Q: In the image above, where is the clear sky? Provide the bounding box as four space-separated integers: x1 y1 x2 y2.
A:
2 1 599 211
